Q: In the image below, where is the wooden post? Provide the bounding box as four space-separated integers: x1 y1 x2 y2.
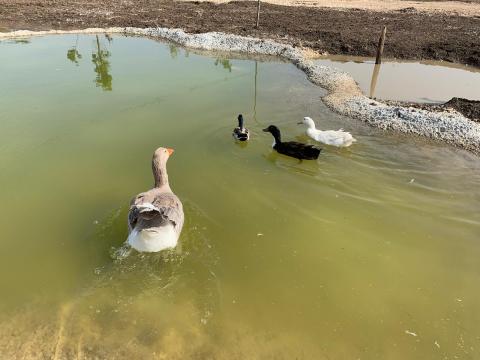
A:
375 26 387 65
256 0 261 28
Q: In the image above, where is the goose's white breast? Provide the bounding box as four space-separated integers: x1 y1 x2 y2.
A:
127 225 178 252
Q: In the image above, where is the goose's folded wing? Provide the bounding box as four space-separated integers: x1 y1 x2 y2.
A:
128 193 147 230
151 193 184 230
128 192 184 231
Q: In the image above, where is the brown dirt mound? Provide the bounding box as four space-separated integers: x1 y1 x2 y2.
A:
385 97 480 122
444 97 480 121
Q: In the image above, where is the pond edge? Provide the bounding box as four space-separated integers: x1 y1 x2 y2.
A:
2 27 479 154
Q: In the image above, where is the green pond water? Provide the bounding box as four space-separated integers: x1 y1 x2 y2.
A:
0 34 479 359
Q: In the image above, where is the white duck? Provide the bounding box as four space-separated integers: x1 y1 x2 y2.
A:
299 117 356 147
127 147 184 252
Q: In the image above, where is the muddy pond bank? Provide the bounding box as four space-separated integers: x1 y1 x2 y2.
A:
1 0 479 67
312 56 480 122
386 98 480 123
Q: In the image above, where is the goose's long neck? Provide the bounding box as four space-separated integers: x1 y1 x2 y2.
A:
152 158 169 188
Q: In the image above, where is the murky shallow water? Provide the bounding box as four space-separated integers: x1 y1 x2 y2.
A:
315 55 480 103
1 34 480 359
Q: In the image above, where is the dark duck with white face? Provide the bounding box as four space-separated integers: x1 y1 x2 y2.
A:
232 114 250 141
263 125 321 160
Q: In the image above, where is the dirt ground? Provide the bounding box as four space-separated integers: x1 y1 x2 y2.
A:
443 98 480 121
1 0 479 68
184 0 480 17
385 98 480 122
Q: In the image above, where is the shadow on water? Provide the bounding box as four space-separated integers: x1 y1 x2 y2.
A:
264 151 321 177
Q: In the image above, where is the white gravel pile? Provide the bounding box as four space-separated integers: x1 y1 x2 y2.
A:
2 26 479 153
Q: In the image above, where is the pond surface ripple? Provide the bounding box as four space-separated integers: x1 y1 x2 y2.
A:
0 34 479 359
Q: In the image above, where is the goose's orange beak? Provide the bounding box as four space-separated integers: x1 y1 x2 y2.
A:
167 148 175 156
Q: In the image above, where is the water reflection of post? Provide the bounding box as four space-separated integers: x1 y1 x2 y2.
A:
369 63 381 98
253 60 258 124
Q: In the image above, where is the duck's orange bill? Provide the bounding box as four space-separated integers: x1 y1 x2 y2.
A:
167 148 175 156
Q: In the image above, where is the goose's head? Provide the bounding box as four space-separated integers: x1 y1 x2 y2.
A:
262 125 281 143
153 147 174 164
298 117 316 129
